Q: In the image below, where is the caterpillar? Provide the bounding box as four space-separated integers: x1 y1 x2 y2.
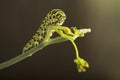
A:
23 9 66 52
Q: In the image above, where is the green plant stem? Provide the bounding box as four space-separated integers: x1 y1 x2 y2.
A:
0 37 67 70
70 40 79 58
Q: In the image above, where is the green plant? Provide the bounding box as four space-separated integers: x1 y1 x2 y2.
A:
0 9 91 72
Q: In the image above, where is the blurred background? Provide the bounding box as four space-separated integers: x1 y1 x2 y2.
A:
0 0 120 80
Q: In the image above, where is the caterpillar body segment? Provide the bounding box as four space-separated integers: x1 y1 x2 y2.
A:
23 9 66 52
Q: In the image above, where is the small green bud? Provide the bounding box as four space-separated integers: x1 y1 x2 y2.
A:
74 57 89 72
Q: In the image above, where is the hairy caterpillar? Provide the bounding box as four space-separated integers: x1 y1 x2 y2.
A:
23 9 66 52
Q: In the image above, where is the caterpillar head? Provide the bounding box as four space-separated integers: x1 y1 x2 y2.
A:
47 9 66 25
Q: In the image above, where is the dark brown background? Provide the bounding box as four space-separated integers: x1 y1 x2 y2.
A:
0 0 120 80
